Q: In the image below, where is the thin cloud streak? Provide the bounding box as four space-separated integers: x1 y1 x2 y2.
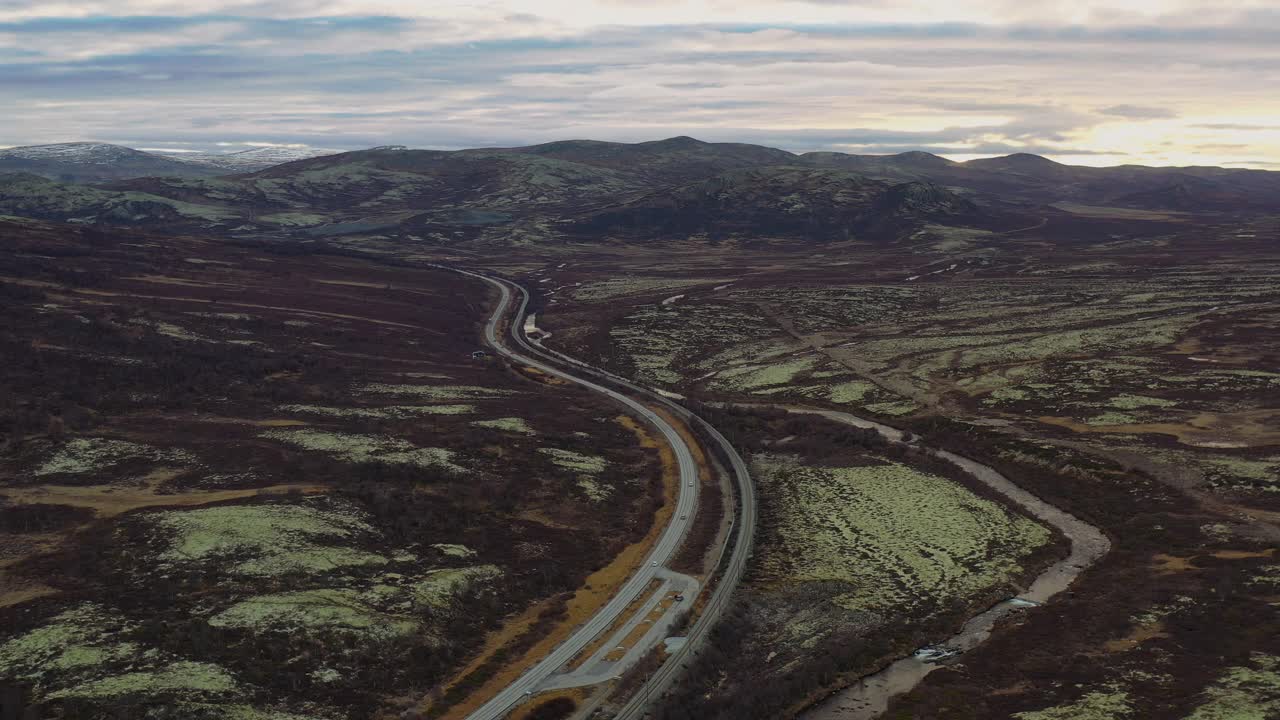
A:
0 2 1274 167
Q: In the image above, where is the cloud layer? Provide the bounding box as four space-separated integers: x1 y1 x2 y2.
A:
1 1 1277 167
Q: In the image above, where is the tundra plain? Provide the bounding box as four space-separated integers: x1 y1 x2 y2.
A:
2 138 1279 719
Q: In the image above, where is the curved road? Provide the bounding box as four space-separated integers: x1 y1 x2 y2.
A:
456 268 1102 720
447 267 702 720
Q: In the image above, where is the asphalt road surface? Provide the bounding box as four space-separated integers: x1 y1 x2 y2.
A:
448 267 701 720
480 271 760 720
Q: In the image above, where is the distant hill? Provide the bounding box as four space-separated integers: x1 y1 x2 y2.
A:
0 143 224 183
0 172 237 225
492 136 799 184
0 136 1276 242
964 152 1074 175
152 146 343 173
569 166 991 242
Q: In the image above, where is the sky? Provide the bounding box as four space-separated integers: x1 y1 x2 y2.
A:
0 1 1277 167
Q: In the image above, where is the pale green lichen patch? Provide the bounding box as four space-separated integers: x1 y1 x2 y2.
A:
185 311 254 321
411 565 502 608
1131 595 1196 626
576 477 610 502
205 566 502 646
279 403 476 418
1107 394 1179 410
129 316 214 342
208 589 418 641
1012 690 1132 719
863 401 921 416
431 543 477 558
825 380 878 404
1199 457 1280 489
148 501 389 578
47 661 240 701
573 277 731 301
163 704 334 720
984 386 1030 405
258 212 329 227
260 429 465 473
1185 654 1280 720
1084 411 1139 426
310 667 342 684
752 455 1050 613
0 604 246 708
716 355 818 391
35 437 195 476
539 447 607 474
356 383 515 400
471 417 535 434
1247 565 1280 590
0 604 141 690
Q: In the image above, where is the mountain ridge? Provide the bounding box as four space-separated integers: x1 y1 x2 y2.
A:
0 136 1275 243
0 142 225 183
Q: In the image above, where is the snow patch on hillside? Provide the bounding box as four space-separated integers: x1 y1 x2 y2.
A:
0 142 143 165
157 146 343 172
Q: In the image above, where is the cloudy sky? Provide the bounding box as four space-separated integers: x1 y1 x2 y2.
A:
1 0 1277 167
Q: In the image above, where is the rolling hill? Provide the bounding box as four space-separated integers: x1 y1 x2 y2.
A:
0 136 1276 243
150 146 343 173
0 143 225 183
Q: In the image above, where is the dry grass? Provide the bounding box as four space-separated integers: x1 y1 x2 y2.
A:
1101 620 1170 653
1151 549 1274 577
508 687 590 720
248 419 310 427
1036 410 1280 448
602 591 678 662
0 582 59 609
422 413 679 720
74 286 430 329
519 366 568 386
0 478 327 609
1151 554 1199 574
1050 202 1188 221
1211 549 1276 560
568 578 663 671
1 476 328 518
314 279 391 289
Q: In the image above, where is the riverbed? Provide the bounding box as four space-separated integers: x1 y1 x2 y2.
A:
784 408 1111 720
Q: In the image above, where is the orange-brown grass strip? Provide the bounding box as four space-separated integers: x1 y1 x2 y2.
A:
506 687 589 720
567 577 663 671
421 413 678 720
603 592 678 662
0 479 328 518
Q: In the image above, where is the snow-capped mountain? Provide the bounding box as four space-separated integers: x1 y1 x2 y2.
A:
158 146 343 172
0 142 142 164
0 142 222 183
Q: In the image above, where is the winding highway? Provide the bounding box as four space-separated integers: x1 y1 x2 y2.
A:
509 288 760 720
443 262 1115 720
443 266 741 720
